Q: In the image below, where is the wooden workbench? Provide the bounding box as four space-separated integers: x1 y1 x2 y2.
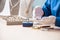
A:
0 25 60 40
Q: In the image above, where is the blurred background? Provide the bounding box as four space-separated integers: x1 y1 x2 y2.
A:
0 0 46 17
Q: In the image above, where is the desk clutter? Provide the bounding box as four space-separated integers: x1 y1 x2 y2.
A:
0 15 23 25
0 15 57 26
0 15 60 31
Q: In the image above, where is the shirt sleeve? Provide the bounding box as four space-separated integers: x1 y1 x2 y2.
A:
55 17 60 27
42 0 51 16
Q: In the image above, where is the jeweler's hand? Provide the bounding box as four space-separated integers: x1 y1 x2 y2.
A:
39 16 56 25
49 15 56 24
33 6 44 20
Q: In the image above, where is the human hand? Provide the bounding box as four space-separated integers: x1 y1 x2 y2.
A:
33 6 44 20
39 16 56 25
49 15 56 24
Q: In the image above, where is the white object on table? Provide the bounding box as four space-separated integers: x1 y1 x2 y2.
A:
0 18 7 25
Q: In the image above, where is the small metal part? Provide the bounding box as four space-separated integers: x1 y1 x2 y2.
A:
32 25 50 30
40 26 50 28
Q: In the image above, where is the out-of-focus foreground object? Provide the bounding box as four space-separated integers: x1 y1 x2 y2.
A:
22 0 34 27
9 0 20 15
0 17 7 26
6 0 21 25
0 0 6 12
20 0 33 18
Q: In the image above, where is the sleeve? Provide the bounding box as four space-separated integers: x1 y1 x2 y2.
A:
42 0 51 16
55 17 60 27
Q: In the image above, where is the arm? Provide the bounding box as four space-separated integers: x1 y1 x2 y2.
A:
55 17 60 27
42 0 51 16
